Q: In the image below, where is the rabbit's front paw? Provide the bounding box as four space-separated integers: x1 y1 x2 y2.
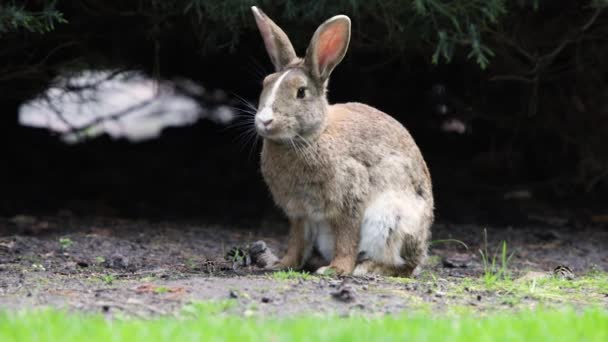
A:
272 255 300 270
315 258 355 276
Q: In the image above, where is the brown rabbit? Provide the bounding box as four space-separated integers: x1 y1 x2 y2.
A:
250 6 434 276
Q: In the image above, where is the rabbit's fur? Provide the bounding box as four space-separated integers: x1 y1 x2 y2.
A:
251 7 433 276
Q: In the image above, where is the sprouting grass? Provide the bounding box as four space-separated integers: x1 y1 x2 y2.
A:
271 269 314 281
479 229 514 286
153 286 169 294
99 274 116 285
58 237 74 250
0 305 607 342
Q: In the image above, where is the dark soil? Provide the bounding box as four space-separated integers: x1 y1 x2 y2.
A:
1 214 607 317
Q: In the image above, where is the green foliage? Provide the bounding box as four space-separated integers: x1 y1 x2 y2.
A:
241 0 508 68
4 1 605 69
0 1 66 35
412 0 506 68
0 0 510 68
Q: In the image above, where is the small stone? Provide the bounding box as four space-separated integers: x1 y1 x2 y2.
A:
331 280 356 303
248 241 279 268
477 295 482 301
442 253 472 268
328 280 342 288
63 261 78 270
261 297 271 303
106 253 129 269
553 265 575 280
248 241 267 256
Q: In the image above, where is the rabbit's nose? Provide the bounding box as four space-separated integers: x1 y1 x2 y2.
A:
260 118 273 127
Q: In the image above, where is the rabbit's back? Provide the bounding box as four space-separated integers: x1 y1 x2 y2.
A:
324 103 433 202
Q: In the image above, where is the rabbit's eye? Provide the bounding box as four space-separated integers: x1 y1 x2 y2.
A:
296 87 306 99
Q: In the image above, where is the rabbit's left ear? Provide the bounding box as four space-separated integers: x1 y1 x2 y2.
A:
251 6 297 71
305 15 351 82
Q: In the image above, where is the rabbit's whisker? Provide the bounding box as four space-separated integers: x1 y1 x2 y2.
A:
231 92 258 112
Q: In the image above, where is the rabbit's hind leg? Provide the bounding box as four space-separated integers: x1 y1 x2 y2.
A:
353 233 423 277
355 191 429 277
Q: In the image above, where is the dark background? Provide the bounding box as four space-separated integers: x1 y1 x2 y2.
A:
1 1 607 226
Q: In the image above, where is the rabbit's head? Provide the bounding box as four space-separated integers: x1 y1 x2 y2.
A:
251 7 350 143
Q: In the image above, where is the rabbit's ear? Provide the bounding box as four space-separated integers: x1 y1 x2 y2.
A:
305 15 351 82
251 6 297 71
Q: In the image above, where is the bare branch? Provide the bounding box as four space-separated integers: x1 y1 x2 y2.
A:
66 97 156 134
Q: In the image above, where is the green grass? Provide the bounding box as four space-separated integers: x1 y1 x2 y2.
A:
58 237 74 250
271 269 314 281
99 274 116 285
1 304 607 342
453 271 608 305
479 230 515 287
153 286 170 294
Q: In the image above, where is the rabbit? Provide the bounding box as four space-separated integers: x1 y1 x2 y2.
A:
250 6 434 277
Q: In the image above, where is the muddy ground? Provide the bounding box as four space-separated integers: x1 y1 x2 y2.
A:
1 214 607 318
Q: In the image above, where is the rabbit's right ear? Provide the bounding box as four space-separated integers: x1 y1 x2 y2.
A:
305 15 351 82
251 7 297 71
